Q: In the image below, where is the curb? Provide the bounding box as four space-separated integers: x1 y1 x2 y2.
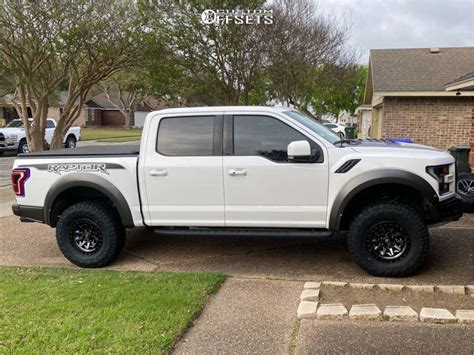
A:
297 281 474 324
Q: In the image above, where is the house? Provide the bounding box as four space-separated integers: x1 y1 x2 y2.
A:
359 47 474 153
0 92 86 126
445 70 474 168
83 93 166 128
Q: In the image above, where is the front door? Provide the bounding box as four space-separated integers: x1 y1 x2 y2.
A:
223 114 329 228
142 114 225 226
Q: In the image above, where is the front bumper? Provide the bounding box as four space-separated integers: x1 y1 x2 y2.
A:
0 140 19 151
12 204 45 223
426 195 463 226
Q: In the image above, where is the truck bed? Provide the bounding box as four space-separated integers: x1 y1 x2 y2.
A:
16 144 140 158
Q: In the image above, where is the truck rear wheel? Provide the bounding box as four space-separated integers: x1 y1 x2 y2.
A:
56 201 125 268
347 202 429 277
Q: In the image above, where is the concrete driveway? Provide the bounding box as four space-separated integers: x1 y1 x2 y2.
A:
0 152 15 187
1 214 473 285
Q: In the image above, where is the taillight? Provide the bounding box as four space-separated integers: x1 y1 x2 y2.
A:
11 168 30 197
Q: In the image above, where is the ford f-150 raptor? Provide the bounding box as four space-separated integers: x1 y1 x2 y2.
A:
11 106 463 276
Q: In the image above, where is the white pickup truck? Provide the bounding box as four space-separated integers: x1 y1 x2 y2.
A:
0 118 80 154
11 106 462 276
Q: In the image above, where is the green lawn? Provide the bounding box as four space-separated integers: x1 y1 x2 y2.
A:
81 128 142 142
0 267 225 353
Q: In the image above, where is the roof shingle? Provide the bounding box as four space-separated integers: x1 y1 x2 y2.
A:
370 47 474 92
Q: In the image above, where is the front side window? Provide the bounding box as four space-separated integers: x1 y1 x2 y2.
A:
157 116 214 156
46 120 55 128
233 115 315 162
284 110 341 144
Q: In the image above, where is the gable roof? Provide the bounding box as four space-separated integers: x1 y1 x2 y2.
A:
369 47 474 92
85 92 166 111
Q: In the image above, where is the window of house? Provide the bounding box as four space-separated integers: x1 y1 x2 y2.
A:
233 115 314 162
157 116 215 156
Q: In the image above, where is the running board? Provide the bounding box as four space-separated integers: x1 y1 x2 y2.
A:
153 227 334 238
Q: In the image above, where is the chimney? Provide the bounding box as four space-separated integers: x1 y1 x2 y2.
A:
430 48 440 54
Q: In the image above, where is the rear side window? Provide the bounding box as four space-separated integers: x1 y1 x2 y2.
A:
157 116 214 156
233 115 311 162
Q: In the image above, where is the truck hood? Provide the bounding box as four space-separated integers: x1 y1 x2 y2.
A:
350 139 449 158
0 127 23 135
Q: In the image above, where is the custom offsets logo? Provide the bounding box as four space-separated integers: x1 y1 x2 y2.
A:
201 9 273 25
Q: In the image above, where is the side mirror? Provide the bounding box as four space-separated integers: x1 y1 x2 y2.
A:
288 140 311 162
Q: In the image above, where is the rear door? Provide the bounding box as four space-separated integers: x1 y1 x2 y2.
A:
222 113 329 228
141 113 225 226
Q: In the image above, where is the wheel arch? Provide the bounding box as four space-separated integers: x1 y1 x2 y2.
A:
329 169 439 232
44 173 134 228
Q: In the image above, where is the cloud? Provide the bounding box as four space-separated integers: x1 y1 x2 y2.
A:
316 0 474 63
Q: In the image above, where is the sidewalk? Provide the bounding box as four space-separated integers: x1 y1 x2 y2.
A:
173 277 473 355
173 277 302 354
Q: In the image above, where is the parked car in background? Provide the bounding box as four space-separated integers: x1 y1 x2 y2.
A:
0 118 81 154
323 122 346 138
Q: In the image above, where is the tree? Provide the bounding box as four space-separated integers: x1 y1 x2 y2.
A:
267 0 353 117
310 64 367 118
50 1 152 149
100 70 150 129
152 0 271 106
0 0 152 151
0 1 80 151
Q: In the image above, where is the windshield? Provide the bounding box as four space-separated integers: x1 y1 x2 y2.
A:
283 110 341 144
5 120 24 128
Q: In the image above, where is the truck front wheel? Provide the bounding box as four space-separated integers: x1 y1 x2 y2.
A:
56 201 126 268
347 202 429 277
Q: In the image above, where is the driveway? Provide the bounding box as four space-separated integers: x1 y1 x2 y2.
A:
1 214 473 285
0 152 15 187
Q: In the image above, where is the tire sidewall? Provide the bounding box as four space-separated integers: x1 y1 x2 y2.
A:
56 202 122 267
66 136 76 148
347 204 428 276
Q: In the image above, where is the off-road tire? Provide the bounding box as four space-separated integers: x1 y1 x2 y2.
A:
347 202 429 277
56 200 125 268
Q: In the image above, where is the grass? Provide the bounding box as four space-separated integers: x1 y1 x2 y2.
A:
97 136 142 143
81 127 142 142
0 267 225 353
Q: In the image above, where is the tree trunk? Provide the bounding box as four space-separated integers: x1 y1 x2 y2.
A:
28 127 46 152
50 123 65 150
124 111 131 130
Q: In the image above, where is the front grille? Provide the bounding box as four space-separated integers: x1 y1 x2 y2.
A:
0 133 4 142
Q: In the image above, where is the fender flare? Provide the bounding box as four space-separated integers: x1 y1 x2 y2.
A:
329 169 439 231
44 173 134 227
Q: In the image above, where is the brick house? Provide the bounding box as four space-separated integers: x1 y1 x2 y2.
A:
84 93 166 128
360 47 474 160
445 70 474 168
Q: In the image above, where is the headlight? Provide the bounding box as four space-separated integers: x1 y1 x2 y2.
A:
426 164 454 195
7 134 18 140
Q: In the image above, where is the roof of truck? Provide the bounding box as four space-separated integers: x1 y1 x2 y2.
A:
150 106 291 115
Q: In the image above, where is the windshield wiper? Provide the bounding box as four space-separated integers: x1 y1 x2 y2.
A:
333 139 360 147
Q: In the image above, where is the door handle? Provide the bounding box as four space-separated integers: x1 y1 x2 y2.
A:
149 169 168 177
228 168 247 176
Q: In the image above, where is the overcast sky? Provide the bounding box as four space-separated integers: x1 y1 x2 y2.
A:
316 0 474 63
